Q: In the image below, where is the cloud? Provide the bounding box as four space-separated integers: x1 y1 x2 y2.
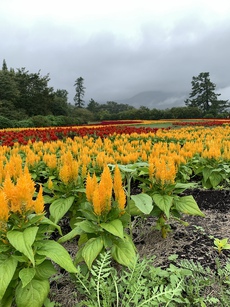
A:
1 0 230 106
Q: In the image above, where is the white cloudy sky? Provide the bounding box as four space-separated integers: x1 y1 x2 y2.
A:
1 0 230 106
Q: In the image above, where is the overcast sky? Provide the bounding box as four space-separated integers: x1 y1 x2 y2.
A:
1 0 230 106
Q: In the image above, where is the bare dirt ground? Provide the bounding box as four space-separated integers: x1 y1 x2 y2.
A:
49 189 230 306
135 189 230 270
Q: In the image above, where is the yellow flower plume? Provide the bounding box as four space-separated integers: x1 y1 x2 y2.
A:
113 165 126 211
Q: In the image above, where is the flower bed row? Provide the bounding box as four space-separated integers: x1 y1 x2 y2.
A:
0 125 161 147
0 124 230 306
173 119 230 126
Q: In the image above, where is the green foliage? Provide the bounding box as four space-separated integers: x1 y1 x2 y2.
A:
74 76 85 107
185 72 229 115
115 163 204 238
59 200 136 269
14 68 55 116
73 251 196 306
0 116 13 128
213 237 230 254
188 156 230 188
30 115 53 127
16 119 34 128
70 107 94 124
0 211 77 307
0 67 19 103
70 251 230 306
176 258 230 306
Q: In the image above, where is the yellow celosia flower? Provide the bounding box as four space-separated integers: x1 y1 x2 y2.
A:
0 190 9 222
154 156 177 186
86 173 97 203
86 166 113 216
98 165 113 213
2 168 35 215
47 177 54 190
92 186 102 216
4 154 23 181
58 151 79 184
81 163 88 179
113 165 126 211
10 169 35 214
33 185 44 214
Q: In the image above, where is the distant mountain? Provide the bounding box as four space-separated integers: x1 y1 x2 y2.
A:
118 91 187 109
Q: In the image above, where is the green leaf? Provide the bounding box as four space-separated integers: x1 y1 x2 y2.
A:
27 214 45 225
174 195 205 217
209 172 223 187
35 260 56 280
19 268 36 288
111 235 136 268
202 167 212 182
126 199 142 216
49 196 75 224
40 216 62 235
78 220 100 233
43 194 53 204
116 164 137 173
152 194 173 218
174 182 197 194
7 227 38 266
82 237 104 269
131 193 153 214
15 279 50 307
100 219 124 239
37 240 78 273
0 257 18 300
0 291 13 307
57 226 82 244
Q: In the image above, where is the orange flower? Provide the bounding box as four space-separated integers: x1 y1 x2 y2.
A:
13 168 35 213
81 163 88 179
113 165 126 211
33 185 44 214
86 173 97 203
59 163 70 184
92 186 102 216
98 165 113 213
0 190 9 223
2 173 16 209
2 168 36 215
47 177 54 190
86 165 113 216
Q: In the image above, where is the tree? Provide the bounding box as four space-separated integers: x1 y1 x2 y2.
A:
14 68 54 116
0 60 19 103
185 72 229 115
55 89 68 103
49 89 70 116
2 59 8 71
87 98 100 112
74 77 85 107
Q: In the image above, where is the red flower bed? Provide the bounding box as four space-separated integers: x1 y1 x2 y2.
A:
0 125 161 147
173 120 230 127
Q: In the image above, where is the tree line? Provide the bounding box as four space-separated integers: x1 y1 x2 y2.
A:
0 59 229 128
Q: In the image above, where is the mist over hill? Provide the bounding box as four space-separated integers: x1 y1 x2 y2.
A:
118 91 187 109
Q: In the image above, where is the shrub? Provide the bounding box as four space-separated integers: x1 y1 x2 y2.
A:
30 115 52 127
16 119 34 128
0 116 13 128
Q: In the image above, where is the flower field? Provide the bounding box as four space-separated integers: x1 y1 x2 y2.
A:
0 119 230 306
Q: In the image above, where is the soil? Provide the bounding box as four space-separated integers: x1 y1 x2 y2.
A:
134 189 230 270
49 189 230 305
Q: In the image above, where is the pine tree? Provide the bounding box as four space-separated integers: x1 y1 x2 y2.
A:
185 72 229 115
2 59 8 71
74 77 85 108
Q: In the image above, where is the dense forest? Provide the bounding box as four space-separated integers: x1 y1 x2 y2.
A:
0 60 229 128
